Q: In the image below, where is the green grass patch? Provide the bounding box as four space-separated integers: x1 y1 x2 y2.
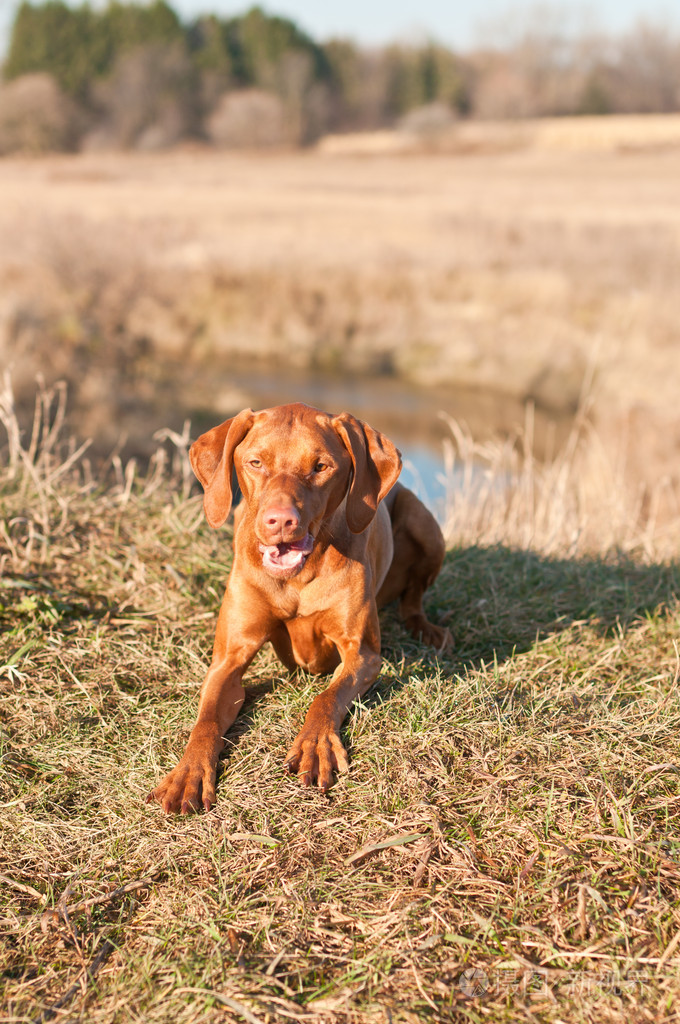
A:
2 383 680 1022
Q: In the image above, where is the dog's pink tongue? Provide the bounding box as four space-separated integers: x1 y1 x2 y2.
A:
263 545 305 569
261 533 313 572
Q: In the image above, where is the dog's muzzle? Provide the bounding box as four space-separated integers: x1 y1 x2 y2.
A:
259 533 314 577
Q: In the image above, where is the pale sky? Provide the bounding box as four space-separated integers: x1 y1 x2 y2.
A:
171 0 678 47
1 0 677 57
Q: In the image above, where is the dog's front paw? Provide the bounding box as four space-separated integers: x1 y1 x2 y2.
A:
284 720 349 793
147 750 217 814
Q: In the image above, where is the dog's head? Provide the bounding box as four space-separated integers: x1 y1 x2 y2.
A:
189 403 402 578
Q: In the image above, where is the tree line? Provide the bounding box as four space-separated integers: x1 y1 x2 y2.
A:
1 1 679 152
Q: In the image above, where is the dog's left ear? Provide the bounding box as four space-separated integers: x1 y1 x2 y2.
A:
332 412 402 533
190 409 254 528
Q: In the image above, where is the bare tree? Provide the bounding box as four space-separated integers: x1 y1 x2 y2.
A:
615 20 680 112
88 42 199 149
206 88 287 147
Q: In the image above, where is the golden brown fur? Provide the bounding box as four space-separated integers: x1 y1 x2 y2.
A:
148 403 450 813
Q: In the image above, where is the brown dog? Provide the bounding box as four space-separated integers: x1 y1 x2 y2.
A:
148 403 450 813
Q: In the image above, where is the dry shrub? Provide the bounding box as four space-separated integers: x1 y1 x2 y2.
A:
0 73 80 154
0 374 193 569
397 102 458 146
206 88 287 148
440 403 680 561
0 216 164 456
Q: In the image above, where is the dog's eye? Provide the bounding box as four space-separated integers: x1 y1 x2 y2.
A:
313 461 328 473
248 458 262 469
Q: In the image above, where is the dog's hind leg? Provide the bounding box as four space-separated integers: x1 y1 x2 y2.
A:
377 483 451 650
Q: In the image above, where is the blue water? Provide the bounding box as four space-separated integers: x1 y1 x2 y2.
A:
216 367 455 518
205 363 564 522
393 439 449 522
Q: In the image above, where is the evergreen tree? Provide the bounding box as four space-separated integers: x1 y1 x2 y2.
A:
223 7 329 88
5 1 98 96
5 0 183 98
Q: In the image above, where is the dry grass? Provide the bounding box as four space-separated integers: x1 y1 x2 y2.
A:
439 401 680 561
2 146 680 512
2 379 680 1023
1 147 680 415
319 113 680 156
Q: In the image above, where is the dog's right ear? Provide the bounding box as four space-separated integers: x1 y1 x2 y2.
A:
189 409 254 528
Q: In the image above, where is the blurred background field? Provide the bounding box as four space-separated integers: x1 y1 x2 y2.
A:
1 1 680 522
2 141 680 526
3 1 680 152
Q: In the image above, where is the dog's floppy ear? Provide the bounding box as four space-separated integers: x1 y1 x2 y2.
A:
189 409 254 528
332 412 402 533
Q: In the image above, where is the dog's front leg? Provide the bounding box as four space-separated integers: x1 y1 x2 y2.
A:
148 586 270 814
284 613 382 792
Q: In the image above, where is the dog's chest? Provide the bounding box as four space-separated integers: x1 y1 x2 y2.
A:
295 576 340 618
284 615 340 674
270 576 335 622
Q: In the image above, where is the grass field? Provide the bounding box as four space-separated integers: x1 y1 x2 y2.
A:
2 381 680 1023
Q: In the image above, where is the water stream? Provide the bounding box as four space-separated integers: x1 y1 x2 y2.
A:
186 362 573 522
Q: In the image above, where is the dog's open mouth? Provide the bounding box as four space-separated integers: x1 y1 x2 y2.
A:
259 533 314 577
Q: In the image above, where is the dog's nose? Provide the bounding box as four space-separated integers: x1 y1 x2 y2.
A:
263 505 300 538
